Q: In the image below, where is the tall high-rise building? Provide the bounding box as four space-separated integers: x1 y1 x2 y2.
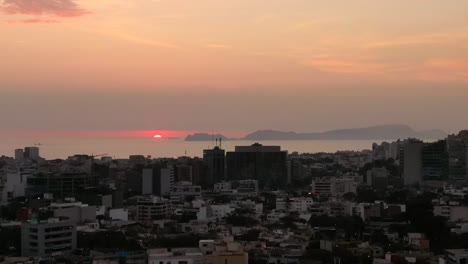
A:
15 149 24 162
176 164 193 183
466 143 468 179
190 158 207 187
226 143 288 190
422 140 448 180
142 168 154 195
142 167 174 196
203 146 225 186
24 147 40 161
402 141 423 185
447 131 468 180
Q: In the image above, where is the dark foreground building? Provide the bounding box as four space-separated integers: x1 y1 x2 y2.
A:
203 146 225 187
226 143 288 190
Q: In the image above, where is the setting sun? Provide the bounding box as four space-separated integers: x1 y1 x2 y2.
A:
153 135 162 139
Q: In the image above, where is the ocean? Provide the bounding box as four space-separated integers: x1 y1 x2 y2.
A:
0 136 385 159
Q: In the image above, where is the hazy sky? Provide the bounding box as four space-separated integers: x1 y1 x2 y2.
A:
1 0 468 134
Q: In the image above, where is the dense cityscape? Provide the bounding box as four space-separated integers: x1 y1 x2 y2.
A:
1 131 468 264
2 1 468 264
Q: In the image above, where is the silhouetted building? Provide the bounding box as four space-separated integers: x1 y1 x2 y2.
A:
203 146 225 186
142 166 174 196
190 158 207 187
24 147 40 161
226 143 288 190
402 140 423 185
447 131 468 180
288 158 308 186
15 149 24 162
422 140 448 180
175 164 192 183
27 172 98 198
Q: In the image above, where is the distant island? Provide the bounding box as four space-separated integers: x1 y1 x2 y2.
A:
244 125 447 140
185 133 229 141
185 125 447 141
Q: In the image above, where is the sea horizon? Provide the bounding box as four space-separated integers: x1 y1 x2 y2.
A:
2 137 385 160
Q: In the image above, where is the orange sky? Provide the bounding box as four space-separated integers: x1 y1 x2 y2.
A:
1 0 468 133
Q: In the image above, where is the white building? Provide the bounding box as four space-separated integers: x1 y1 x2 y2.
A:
440 249 468 264
170 182 202 202
136 196 170 222
443 184 468 198
3 171 31 200
51 202 96 224
147 248 205 264
276 197 313 212
197 204 235 221
451 223 468 234
214 180 258 196
109 208 129 221
231 200 263 216
311 177 357 197
434 206 468 222
21 218 77 257
211 204 235 221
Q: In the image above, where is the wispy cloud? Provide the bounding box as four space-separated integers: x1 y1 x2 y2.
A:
6 18 58 23
417 58 468 83
303 55 468 83
289 17 344 32
365 28 468 48
98 29 180 49
303 55 387 74
1 0 89 17
205 43 232 49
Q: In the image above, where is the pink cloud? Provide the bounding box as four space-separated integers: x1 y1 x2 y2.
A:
417 58 468 83
303 55 468 83
303 56 387 75
1 0 89 17
6 18 58 23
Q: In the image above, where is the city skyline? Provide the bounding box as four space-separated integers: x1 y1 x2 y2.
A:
2 0 468 133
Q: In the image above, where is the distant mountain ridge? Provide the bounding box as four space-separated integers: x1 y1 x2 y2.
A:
185 125 447 141
185 133 229 141
244 125 447 140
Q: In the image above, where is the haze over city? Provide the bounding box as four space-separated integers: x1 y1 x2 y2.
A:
4 1 468 264
2 0 468 135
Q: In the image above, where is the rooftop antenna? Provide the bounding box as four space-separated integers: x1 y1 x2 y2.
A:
220 138 222 148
